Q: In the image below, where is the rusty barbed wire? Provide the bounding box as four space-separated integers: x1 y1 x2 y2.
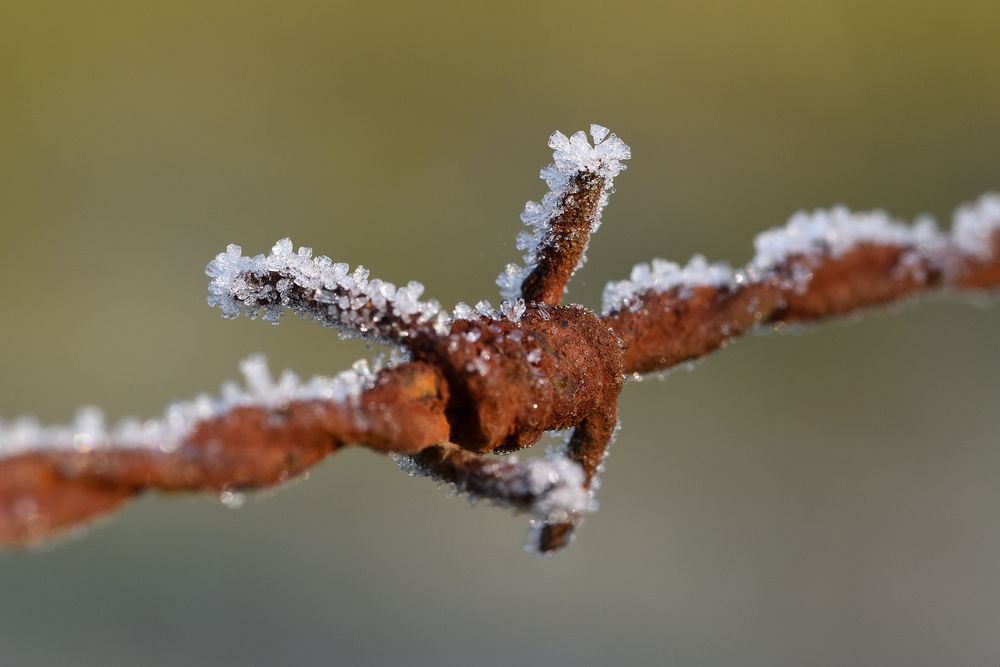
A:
1 125 997 553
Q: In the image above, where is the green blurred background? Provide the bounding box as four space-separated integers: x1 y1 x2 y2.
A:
1 1 999 665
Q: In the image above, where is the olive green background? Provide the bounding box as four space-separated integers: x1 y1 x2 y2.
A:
1 2 999 665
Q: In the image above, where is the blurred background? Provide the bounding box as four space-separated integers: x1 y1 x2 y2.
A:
1 1 999 665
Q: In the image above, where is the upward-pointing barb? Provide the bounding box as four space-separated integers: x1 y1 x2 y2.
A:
498 124 631 305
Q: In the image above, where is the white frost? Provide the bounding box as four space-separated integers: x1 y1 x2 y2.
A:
474 299 500 319
521 453 594 522
599 196 1000 313
952 193 1000 259
498 124 631 299
451 301 475 321
394 450 594 523
207 239 446 340
602 255 735 315
751 206 945 273
0 355 376 460
500 298 527 323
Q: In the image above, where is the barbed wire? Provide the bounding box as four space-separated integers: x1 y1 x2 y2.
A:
1 126 997 553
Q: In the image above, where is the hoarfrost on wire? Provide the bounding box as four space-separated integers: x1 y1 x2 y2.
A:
0 355 376 460
500 298 527 323
750 206 944 273
602 255 734 315
952 193 1000 259
498 124 632 299
2 112 998 545
393 450 595 525
207 238 450 340
208 239 536 339
601 195 1000 315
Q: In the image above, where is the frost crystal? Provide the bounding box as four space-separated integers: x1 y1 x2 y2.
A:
500 298 527 323
474 299 500 319
602 255 735 315
451 301 475 321
0 355 376 460
498 124 631 299
207 239 447 342
952 193 1000 259
751 206 945 274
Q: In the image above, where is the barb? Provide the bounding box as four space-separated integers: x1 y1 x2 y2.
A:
393 443 594 525
534 408 619 553
207 239 450 342
0 125 997 554
498 124 631 305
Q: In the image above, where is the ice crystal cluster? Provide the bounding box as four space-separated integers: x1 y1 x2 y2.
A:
953 193 1000 259
498 124 632 298
394 450 594 523
0 356 375 459
207 239 450 340
750 206 944 273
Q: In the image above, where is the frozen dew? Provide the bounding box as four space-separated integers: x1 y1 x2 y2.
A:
589 123 610 143
451 302 475 321
499 124 631 299
474 299 500 319
71 407 106 453
500 298 527 323
219 490 246 509
953 193 1000 259
0 355 377 460
496 263 527 299
0 408 108 460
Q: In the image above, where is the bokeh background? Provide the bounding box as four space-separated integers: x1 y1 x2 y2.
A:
1 1 999 665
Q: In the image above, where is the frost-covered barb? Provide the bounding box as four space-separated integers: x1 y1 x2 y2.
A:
394 444 595 525
498 124 631 305
207 239 450 342
1 124 998 555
